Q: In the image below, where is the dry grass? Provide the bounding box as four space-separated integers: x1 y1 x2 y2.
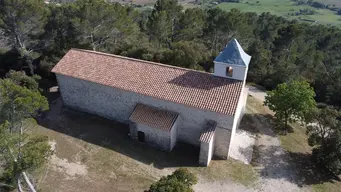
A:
35 125 156 192
278 123 312 153
32 98 259 191
190 159 258 187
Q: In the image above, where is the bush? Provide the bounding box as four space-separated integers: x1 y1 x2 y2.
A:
311 2 325 9
147 168 197 192
312 130 341 175
337 9 341 15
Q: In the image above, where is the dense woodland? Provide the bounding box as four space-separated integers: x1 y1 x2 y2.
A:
0 0 341 108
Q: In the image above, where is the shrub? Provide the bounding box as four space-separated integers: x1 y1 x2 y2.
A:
312 130 341 175
147 168 197 192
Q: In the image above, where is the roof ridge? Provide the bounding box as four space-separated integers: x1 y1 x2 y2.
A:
53 48 244 116
71 48 212 75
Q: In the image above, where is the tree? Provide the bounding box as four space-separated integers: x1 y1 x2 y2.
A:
147 11 171 47
247 39 272 83
147 168 197 192
167 41 208 69
305 105 341 175
72 0 139 52
204 8 252 54
44 3 79 56
174 8 205 41
147 0 183 47
0 121 52 188
264 80 316 129
306 106 340 146
325 69 341 110
0 79 50 190
0 79 49 132
0 0 48 75
312 129 341 175
5 70 41 91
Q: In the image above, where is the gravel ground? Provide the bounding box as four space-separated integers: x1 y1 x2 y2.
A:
247 86 310 192
194 179 252 192
229 129 256 164
250 109 309 192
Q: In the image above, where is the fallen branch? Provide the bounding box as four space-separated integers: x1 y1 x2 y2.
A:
22 172 36 192
0 182 15 188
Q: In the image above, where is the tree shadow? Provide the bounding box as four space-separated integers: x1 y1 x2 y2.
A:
240 112 296 136
253 144 340 187
37 98 200 169
243 110 341 187
168 71 241 90
238 113 276 137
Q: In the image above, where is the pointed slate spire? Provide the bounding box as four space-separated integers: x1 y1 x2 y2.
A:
214 39 251 67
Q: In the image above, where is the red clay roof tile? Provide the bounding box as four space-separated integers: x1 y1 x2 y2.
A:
199 121 217 143
52 49 243 115
129 103 178 131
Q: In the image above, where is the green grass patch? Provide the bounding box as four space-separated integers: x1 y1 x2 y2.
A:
278 123 312 153
217 0 341 27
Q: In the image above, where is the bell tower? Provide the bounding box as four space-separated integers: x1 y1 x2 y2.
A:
213 39 251 82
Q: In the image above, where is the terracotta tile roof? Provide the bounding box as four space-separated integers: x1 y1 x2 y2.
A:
52 49 244 115
129 103 178 132
199 121 217 143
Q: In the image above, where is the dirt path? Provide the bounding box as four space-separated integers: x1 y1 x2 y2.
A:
247 86 310 192
250 108 306 191
247 85 267 103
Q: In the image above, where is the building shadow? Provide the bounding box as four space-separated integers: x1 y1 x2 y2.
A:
38 98 200 169
236 144 255 165
168 71 240 90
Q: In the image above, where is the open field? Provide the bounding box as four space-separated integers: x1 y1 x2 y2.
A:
315 0 341 8
217 0 341 27
53 0 341 27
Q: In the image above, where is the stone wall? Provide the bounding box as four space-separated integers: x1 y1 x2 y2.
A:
135 123 171 152
199 135 215 166
214 62 247 81
214 127 232 159
56 74 235 157
228 87 249 156
170 120 178 151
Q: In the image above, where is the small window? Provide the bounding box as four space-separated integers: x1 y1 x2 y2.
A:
138 131 145 143
226 67 233 77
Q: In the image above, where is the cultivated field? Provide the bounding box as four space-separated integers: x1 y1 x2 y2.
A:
315 0 341 8
217 0 341 27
